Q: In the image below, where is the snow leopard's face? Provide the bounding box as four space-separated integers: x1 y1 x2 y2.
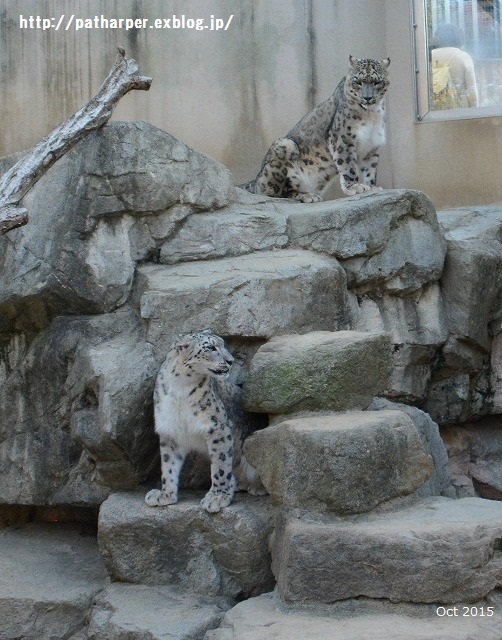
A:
176 330 234 378
345 56 390 108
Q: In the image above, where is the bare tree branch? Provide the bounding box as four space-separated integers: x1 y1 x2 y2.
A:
0 47 152 235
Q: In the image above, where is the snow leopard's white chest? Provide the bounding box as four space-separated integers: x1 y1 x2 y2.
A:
352 106 386 159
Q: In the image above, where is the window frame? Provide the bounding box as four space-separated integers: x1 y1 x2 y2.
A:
412 0 502 122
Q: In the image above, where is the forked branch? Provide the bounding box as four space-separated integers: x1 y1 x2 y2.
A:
0 47 152 235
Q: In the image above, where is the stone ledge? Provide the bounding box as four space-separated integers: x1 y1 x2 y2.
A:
244 410 433 514
98 491 276 599
0 522 107 640
271 496 502 605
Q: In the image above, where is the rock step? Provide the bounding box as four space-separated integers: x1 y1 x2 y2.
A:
243 410 433 515
87 583 234 640
98 492 277 599
242 330 392 415
135 249 353 355
0 522 107 640
272 496 502 605
205 592 502 640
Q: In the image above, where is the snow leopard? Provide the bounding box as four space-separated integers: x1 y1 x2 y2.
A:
240 55 390 202
145 330 266 513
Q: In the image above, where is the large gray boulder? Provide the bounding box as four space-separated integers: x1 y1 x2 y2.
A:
88 584 234 640
0 310 157 505
205 591 502 640
272 497 502 604
368 398 455 498
0 121 235 318
244 410 433 514
287 189 446 294
438 207 502 351
0 523 107 640
98 492 276 599
354 284 449 403
242 331 392 415
136 253 353 357
419 207 502 423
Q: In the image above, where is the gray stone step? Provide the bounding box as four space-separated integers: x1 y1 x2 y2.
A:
135 249 353 356
205 591 502 640
272 496 502 605
243 410 433 515
0 522 107 640
242 330 392 415
98 491 276 599
87 583 234 640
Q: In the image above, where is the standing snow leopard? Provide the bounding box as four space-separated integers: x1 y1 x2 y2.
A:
145 330 266 514
240 56 390 202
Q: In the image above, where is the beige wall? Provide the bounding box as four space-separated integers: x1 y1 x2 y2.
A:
2 0 502 209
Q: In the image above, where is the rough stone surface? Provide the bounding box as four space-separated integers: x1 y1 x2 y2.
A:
205 591 502 640
438 207 502 351
491 333 502 413
1 121 500 520
88 583 234 640
0 121 235 317
242 331 392 415
0 523 106 640
136 252 353 356
98 492 276 599
0 310 158 505
442 417 502 499
159 196 289 264
368 398 455 498
244 410 433 514
272 497 502 604
354 284 448 403
287 189 447 294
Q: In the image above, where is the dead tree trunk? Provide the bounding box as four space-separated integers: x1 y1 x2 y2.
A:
0 48 152 235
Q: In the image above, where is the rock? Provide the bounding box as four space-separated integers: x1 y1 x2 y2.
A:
88 583 234 640
0 121 235 318
354 285 448 402
0 310 158 505
98 492 276 599
205 591 502 640
272 497 502 604
0 522 107 640
442 418 502 500
136 251 353 357
287 189 446 294
242 331 392 415
159 199 289 264
438 207 502 351
491 333 502 413
243 410 433 514
423 373 471 425
368 398 455 498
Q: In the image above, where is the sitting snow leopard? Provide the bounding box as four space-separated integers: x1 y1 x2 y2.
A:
145 330 266 514
240 55 390 201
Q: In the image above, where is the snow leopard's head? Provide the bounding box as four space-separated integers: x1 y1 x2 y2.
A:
174 330 234 378
345 56 390 108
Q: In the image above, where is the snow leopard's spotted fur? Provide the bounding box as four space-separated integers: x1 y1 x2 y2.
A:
240 56 390 202
145 330 265 513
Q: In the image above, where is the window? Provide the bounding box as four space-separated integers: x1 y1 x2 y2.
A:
413 0 502 120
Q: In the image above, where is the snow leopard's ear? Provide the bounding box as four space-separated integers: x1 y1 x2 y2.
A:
200 328 213 335
381 57 391 68
349 54 358 68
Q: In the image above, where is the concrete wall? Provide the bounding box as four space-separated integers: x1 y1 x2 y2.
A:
1 0 502 208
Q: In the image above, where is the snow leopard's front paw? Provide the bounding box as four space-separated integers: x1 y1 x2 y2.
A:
343 182 372 196
200 490 233 513
292 191 323 203
145 489 177 507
